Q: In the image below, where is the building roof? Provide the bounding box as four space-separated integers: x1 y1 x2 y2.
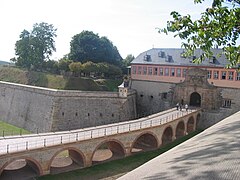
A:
131 48 230 67
118 110 240 180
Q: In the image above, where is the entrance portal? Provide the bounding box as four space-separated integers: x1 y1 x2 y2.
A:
190 92 201 107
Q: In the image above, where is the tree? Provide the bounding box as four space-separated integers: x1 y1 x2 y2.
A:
42 60 59 73
14 30 33 68
69 31 122 65
14 22 57 69
81 61 98 76
69 62 82 76
58 58 73 72
122 54 135 67
159 0 240 67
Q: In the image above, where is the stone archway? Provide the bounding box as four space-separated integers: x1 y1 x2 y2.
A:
162 126 173 145
131 132 158 153
91 140 125 165
187 116 195 133
175 121 185 139
0 158 42 179
190 92 201 107
49 147 85 174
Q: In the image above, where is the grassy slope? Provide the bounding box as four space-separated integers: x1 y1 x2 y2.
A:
0 121 30 136
38 130 202 180
0 66 121 91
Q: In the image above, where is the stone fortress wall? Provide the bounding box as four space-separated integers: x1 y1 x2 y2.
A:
0 81 137 133
130 80 174 116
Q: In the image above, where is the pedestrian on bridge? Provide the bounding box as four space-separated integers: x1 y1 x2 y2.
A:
185 104 189 112
176 103 179 110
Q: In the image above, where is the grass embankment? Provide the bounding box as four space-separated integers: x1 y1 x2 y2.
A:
0 66 122 91
38 130 203 180
0 121 30 137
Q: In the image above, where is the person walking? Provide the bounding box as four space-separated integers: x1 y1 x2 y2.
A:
185 104 188 111
176 103 179 110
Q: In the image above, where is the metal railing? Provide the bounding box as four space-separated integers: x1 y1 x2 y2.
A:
0 129 31 137
0 109 197 155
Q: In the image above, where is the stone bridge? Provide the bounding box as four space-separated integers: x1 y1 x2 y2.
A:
0 108 202 178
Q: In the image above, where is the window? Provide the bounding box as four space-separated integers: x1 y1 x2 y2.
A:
148 67 153 75
177 68 181 77
132 66 137 74
144 55 151 61
167 55 173 62
159 51 166 58
153 67 158 75
171 68 175 76
236 72 240 81
143 67 147 75
213 71 219 79
182 69 187 77
210 56 217 63
165 68 169 76
221 71 226 80
138 66 142 74
208 70 212 79
228 71 234 80
222 99 231 108
159 67 163 76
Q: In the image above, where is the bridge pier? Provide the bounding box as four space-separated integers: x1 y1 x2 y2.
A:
83 152 93 167
125 147 132 156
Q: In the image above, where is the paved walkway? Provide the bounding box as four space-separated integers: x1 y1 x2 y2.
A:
118 111 240 180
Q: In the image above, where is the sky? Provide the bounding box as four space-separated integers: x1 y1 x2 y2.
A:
0 0 213 61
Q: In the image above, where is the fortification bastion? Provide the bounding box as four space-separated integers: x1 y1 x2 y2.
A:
0 81 137 133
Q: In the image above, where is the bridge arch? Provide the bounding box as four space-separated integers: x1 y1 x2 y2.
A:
161 126 174 145
131 131 159 153
196 113 201 130
0 157 43 178
187 116 195 133
91 139 125 165
48 147 85 174
175 121 185 139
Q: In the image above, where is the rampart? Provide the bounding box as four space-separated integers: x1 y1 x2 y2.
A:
0 81 137 133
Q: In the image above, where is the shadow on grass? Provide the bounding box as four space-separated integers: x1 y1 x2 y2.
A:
38 130 203 180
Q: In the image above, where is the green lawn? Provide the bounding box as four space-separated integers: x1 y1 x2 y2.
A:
0 66 122 91
0 121 31 137
38 130 203 180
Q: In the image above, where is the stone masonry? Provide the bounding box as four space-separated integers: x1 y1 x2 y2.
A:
0 81 137 133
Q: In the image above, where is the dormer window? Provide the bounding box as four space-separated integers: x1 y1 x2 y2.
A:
210 56 216 63
158 51 166 58
166 55 173 62
144 54 151 61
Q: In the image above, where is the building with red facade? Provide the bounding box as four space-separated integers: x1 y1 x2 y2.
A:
130 48 240 127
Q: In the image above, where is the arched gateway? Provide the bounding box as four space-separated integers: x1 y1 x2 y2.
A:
190 92 201 107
